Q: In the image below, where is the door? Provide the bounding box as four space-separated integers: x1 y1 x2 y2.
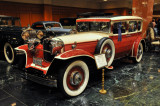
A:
111 21 129 58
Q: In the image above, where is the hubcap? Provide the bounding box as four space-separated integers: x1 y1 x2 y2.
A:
67 66 84 90
137 45 142 59
102 44 112 61
70 71 82 86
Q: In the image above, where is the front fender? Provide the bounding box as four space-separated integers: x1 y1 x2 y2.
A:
14 44 28 67
132 37 143 57
47 49 95 76
55 49 94 60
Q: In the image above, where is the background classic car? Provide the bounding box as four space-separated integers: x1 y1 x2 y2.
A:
0 15 24 64
15 16 145 97
31 21 73 36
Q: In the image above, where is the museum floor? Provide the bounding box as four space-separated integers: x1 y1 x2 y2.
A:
0 52 160 106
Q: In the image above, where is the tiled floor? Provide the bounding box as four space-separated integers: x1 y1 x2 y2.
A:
0 52 160 106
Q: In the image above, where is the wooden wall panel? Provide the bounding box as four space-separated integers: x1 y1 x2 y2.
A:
52 6 98 22
0 1 43 27
102 8 132 16
0 1 131 26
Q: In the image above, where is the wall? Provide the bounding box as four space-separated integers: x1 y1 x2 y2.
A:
52 6 98 22
0 1 131 26
0 1 44 27
102 8 132 16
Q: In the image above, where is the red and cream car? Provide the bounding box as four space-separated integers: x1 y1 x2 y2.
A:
15 16 144 97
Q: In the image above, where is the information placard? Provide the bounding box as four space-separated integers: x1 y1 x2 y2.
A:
94 54 108 69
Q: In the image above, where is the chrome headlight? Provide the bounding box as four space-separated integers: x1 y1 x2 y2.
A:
21 31 29 40
37 30 44 39
28 38 41 50
50 39 64 54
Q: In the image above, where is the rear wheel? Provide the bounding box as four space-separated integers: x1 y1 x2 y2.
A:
4 43 15 64
57 60 89 97
95 38 115 66
133 42 143 63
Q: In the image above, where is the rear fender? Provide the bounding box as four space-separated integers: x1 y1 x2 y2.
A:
131 37 144 57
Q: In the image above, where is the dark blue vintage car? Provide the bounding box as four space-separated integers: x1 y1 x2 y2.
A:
31 21 73 37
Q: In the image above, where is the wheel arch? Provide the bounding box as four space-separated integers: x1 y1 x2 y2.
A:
46 56 96 77
131 37 144 57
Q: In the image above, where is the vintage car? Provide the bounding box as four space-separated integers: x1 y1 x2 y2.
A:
59 17 77 30
31 21 73 36
15 16 145 97
0 15 24 64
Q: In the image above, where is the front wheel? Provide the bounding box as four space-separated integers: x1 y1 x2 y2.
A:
4 43 16 64
133 42 143 63
57 60 89 97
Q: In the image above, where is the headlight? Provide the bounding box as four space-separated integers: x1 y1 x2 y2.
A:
21 31 29 40
28 38 41 50
50 39 64 54
37 30 44 39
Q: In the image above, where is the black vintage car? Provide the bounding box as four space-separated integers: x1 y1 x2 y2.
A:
0 15 24 64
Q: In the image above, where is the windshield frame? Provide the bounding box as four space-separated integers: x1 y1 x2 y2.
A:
76 21 111 33
0 18 21 27
44 22 63 30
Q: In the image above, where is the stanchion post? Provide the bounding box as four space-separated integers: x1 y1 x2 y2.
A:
99 68 107 94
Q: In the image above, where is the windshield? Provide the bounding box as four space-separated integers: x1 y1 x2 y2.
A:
44 23 62 29
0 19 21 27
77 22 110 33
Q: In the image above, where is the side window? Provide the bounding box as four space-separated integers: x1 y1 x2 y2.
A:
129 21 137 32
113 22 126 34
138 21 142 31
34 24 44 30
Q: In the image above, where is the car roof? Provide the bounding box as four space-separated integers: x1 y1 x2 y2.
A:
0 15 20 19
77 16 143 22
32 21 60 25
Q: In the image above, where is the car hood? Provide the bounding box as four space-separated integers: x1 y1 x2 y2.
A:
53 32 109 44
0 26 23 31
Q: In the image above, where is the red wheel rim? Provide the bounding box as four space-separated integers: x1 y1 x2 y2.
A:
66 66 85 90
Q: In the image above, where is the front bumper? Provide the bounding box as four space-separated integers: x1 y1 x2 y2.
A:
21 71 57 87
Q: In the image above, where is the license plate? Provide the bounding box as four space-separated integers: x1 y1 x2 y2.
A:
33 57 42 66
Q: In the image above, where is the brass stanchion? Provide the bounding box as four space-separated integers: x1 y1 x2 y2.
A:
99 68 107 94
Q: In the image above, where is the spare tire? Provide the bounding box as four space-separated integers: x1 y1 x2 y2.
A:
95 38 115 66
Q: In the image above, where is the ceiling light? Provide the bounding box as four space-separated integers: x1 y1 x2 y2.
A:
104 0 108 1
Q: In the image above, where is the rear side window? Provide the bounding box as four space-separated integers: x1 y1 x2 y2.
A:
129 21 137 32
113 22 127 34
33 24 44 30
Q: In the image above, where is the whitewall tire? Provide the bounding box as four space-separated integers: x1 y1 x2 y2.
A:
95 38 115 66
4 43 15 64
133 42 143 63
58 60 89 97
